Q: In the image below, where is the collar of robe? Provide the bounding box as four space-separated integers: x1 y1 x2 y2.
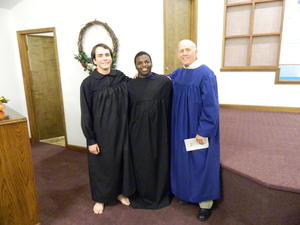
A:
183 59 201 69
90 69 117 77
139 72 155 79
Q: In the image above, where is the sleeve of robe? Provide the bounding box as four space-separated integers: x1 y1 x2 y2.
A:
197 70 219 138
165 78 173 111
167 68 180 79
80 80 97 146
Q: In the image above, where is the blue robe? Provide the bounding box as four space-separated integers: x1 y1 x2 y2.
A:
169 64 220 203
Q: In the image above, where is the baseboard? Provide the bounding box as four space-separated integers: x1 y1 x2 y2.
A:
220 104 300 113
66 144 87 153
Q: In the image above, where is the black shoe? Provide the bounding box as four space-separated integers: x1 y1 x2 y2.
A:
197 208 212 221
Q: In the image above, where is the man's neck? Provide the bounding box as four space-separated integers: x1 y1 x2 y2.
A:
138 72 151 78
97 67 110 75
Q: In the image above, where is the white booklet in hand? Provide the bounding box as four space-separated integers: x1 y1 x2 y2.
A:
184 137 209 151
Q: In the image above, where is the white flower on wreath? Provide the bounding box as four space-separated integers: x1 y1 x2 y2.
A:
87 63 96 72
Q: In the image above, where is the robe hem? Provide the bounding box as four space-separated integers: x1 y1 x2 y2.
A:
172 193 220 204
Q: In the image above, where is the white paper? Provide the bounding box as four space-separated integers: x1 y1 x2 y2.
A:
184 137 209 151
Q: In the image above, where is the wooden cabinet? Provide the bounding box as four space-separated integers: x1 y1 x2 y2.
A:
0 107 40 225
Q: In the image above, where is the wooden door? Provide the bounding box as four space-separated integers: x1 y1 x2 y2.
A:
164 0 198 74
17 28 67 143
26 35 64 140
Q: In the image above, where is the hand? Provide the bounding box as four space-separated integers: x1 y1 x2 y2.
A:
88 144 100 155
195 135 206 145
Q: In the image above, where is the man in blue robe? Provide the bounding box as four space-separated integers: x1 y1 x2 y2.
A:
169 39 220 221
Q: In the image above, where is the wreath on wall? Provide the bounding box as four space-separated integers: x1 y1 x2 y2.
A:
74 20 119 73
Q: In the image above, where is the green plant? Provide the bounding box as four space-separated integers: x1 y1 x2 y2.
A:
74 51 95 72
0 96 9 104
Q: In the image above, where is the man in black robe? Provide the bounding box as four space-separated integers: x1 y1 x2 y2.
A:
80 43 134 214
128 51 172 209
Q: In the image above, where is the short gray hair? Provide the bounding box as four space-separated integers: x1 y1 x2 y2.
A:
178 39 197 51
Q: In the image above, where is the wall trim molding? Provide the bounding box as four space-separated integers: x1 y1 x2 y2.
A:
66 144 87 153
220 104 300 113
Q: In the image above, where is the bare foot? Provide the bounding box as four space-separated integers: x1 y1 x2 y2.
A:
117 194 130 206
93 202 104 214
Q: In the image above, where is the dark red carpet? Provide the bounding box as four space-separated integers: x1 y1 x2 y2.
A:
220 108 300 192
219 108 300 225
31 108 300 225
31 142 243 225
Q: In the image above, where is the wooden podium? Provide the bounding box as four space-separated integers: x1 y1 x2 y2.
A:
0 107 40 225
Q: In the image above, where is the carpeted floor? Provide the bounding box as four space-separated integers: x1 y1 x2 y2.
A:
31 142 244 225
31 108 300 225
220 109 300 193
218 108 300 225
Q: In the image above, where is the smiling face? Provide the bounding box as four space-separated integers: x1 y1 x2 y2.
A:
135 54 152 78
177 40 197 67
93 46 112 74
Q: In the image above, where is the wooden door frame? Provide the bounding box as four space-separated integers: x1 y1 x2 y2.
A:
190 0 198 43
16 27 67 144
163 0 198 73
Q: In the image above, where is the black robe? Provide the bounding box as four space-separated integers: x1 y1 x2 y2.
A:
128 73 172 209
80 69 135 203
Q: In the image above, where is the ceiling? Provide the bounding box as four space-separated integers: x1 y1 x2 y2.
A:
0 0 22 9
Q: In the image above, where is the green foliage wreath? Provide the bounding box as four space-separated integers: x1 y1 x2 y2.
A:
74 20 119 73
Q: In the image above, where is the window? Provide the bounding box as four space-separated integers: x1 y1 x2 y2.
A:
221 0 285 71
